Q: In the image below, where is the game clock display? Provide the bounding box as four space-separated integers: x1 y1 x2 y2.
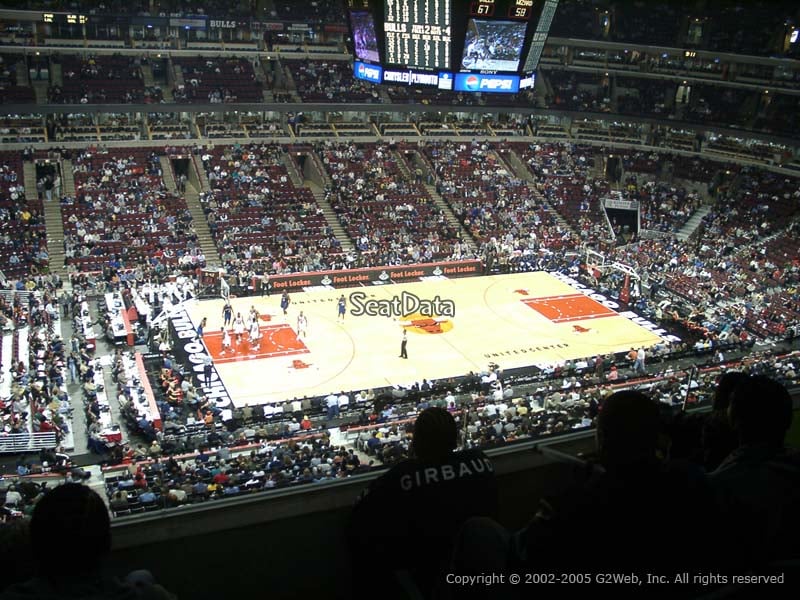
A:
470 0 533 19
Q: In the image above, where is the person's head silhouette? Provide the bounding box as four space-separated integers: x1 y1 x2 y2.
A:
596 390 660 471
412 407 457 462
728 375 792 448
30 483 111 576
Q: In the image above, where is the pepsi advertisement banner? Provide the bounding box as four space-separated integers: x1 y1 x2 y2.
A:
454 73 520 93
353 60 383 83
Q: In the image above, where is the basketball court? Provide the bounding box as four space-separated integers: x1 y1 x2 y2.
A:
185 272 665 406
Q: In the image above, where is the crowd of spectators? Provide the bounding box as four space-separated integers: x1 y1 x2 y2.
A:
616 76 672 117
198 142 340 274
63 148 199 274
0 153 47 280
0 54 34 105
544 69 611 113
548 0 798 59
48 55 156 104
424 141 544 259
319 141 469 265
615 2 681 47
104 432 368 515
441 376 798 598
603 163 800 344
515 141 611 246
93 311 797 517
286 60 379 103
269 0 346 26
0 282 70 444
173 57 262 104
627 180 703 234
754 93 800 136
0 138 797 536
5 45 800 139
682 84 756 128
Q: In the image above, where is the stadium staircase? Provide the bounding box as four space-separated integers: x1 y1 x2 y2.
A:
13 57 27 83
32 79 48 105
141 62 155 88
183 183 222 266
281 63 302 103
279 152 303 187
393 148 479 253
169 154 221 265
504 147 578 235
33 160 68 279
191 153 211 191
489 149 519 178
307 181 355 252
252 59 272 103
377 87 393 104
676 205 712 241
50 60 62 87
608 73 619 113
295 151 348 247
423 182 480 255
538 68 555 104
31 57 52 104
171 58 184 90
159 156 177 191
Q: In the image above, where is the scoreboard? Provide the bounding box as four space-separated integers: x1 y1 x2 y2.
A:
383 0 451 70
347 0 558 92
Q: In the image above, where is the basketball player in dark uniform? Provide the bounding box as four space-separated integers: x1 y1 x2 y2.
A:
280 291 290 317
337 294 346 322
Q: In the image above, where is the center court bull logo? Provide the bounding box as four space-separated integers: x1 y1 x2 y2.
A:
399 312 454 335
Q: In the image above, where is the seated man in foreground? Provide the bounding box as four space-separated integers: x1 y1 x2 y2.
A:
349 407 498 598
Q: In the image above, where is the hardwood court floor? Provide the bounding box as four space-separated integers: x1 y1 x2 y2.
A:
187 272 664 406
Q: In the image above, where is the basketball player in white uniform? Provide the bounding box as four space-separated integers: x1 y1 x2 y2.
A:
233 312 245 343
249 317 261 348
297 311 308 338
221 327 232 355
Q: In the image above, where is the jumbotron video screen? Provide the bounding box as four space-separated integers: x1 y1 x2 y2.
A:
347 0 560 92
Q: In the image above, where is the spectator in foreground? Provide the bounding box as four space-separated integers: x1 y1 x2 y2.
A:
349 407 498 598
710 375 800 569
519 390 719 567
702 370 749 471
0 519 33 592
451 390 723 599
2 484 175 600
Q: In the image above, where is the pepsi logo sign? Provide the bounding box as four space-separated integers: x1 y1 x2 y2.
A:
479 78 513 90
454 73 519 93
353 61 382 83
